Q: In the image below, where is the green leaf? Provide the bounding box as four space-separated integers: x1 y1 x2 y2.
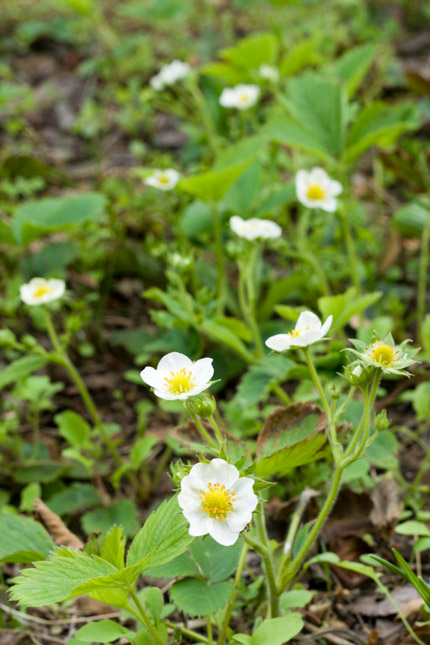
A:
10 547 118 606
130 436 158 470
127 495 194 571
169 577 234 617
237 614 304 645
13 193 106 246
200 319 253 362
318 287 381 332
47 482 100 515
213 135 265 172
280 37 323 77
280 589 314 610
332 44 377 97
54 410 90 448
82 500 139 538
0 220 15 245
144 552 200 579
179 162 250 203
74 619 134 643
180 200 213 239
234 354 296 408
304 552 340 569
221 32 279 69
0 356 48 390
224 162 262 215
0 514 54 563
265 116 334 162
392 198 430 238
189 536 242 583
256 431 327 478
336 560 380 581
20 482 41 512
345 102 418 162
394 521 430 537
101 526 126 569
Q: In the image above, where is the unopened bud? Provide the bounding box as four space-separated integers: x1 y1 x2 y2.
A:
343 363 374 386
375 409 390 432
192 395 217 419
327 382 341 400
170 459 188 486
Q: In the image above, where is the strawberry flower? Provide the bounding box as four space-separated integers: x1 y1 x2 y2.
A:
265 311 333 351
140 352 214 400
20 278 65 306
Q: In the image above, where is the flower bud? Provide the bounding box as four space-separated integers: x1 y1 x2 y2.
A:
21 334 39 350
374 409 390 432
343 363 374 386
0 329 17 347
170 459 189 487
192 395 217 419
326 382 341 400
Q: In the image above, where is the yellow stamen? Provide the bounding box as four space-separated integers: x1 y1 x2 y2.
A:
200 482 235 521
33 285 54 299
158 175 170 184
239 94 249 103
370 343 398 366
164 368 195 394
287 326 310 339
306 184 325 201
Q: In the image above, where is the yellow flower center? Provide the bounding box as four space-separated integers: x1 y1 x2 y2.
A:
200 483 235 521
306 184 325 201
159 174 170 184
370 343 398 366
239 93 250 103
33 285 54 299
164 368 195 394
287 326 310 339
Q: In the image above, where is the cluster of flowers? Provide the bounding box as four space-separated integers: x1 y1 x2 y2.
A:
18 277 417 544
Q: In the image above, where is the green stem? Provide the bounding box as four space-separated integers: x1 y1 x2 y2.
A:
212 202 227 315
185 401 218 451
407 426 430 500
344 372 381 462
208 415 224 445
270 382 292 406
207 617 213 645
128 588 166 645
165 621 209 644
217 542 249 645
339 208 360 292
44 309 144 494
254 501 279 617
188 77 220 156
375 580 426 645
334 386 356 421
417 210 430 346
280 466 344 590
303 348 338 451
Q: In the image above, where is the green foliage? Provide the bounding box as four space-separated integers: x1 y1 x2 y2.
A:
81 500 139 538
0 356 49 391
47 483 100 515
234 354 296 407
365 550 430 607
256 431 327 478
233 614 304 645
332 44 378 97
74 619 135 643
392 197 430 237
0 515 54 563
318 288 382 332
126 495 194 570
170 578 234 617
13 193 106 246
180 162 250 203
55 410 91 447
280 589 314 610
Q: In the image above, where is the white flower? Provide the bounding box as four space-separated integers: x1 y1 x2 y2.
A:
259 64 279 83
230 216 282 241
144 169 180 191
149 60 191 91
20 278 65 306
295 168 342 212
140 352 213 400
265 311 333 351
178 458 258 546
219 84 260 110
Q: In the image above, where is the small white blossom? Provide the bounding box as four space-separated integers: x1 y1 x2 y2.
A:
219 84 260 110
149 60 191 91
347 335 419 377
295 168 342 212
144 169 180 191
259 64 279 83
265 311 333 351
20 278 65 306
230 216 282 241
140 352 213 400
178 458 258 546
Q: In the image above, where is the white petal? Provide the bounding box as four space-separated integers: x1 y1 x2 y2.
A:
265 334 292 352
231 477 257 502
157 352 193 373
152 389 182 400
140 366 165 390
310 167 330 187
289 329 323 346
320 197 338 212
320 315 333 337
207 518 239 546
202 459 239 488
226 508 253 532
329 179 343 196
188 462 211 487
296 311 321 331
186 511 210 537
192 358 214 384
295 170 310 195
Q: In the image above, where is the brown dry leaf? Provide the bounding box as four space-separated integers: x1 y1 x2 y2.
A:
256 402 327 456
349 585 421 618
370 478 403 536
34 499 84 549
